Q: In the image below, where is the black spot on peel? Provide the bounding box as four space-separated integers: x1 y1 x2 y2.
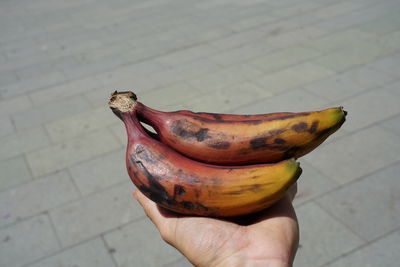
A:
274 138 286 144
173 184 186 197
131 156 209 213
309 121 319 134
250 137 269 150
171 120 210 142
211 113 223 121
292 122 308 133
268 129 286 135
207 141 231 149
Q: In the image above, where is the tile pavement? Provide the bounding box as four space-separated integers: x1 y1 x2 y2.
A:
1 0 400 266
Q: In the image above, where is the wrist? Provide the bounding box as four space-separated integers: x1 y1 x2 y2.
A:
210 254 291 267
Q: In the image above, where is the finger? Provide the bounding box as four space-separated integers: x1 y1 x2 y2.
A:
133 190 169 228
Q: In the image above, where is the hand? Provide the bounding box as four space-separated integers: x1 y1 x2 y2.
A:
133 184 299 267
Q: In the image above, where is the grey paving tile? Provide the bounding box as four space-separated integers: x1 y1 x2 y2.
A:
384 80 400 97
29 76 102 106
312 40 399 73
294 202 364 267
209 42 277 67
248 45 322 74
139 81 202 109
69 149 127 195
0 95 32 115
233 88 329 114
304 28 375 53
0 115 14 137
253 62 335 95
336 87 400 132
185 81 272 113
0 70 18 86
156 43 219 67
0 126 50 161
317 162 400 242
104 217 182 267
303 126 400 184
12 95 91 130
264 26 328 49
161 257 192 267
0 71 66 98
327 230 400 267
26 129 121 178
379 115 400 136
358 12 400 35
0 170 79 228
50 181 144 247
45 106 116 142
188 63 262 93
303 65 396 102
368 53 400 78
27 238 116 267
293 161 339 207
0 215 60 267
0 156 31 192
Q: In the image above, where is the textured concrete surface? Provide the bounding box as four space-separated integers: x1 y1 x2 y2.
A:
1 0 400 266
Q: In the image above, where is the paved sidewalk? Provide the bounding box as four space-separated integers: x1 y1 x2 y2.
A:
1 0 400 266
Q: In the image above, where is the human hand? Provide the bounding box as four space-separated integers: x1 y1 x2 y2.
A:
133 183 299 267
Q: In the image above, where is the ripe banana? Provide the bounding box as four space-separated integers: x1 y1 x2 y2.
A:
109 92 302 217
110 91 346 165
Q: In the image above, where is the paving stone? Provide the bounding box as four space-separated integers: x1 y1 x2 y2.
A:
234 87 329 115
161 257 192 267
0 70 18 86
139 81 202 109
185 81 272 113
317 162 400 242
0 170 79 228
0 115 14 137
12 95 91 130
264 26 328 49
253 62 335 95
367 53 400 78
311 1 367 21
293 161 339 207
29 76 102 106
50 181 144 247
156 43 219 67
69 149 127 195
0 71 66 98
104 217 182 267
27 237 116 267
303 65 396 102
303 126 400 184
0 215 60 267
26 129 121 177
209 42 277 67
294 202 364 267
336 87 400 132
227 14 278 32
312 41 398 72
327 230 400 267
0 156 31 192
95 60 165 87
305 28 375 53
0 95 32 115
248 45 321 74
45 106 116 142
379 114 400 136
358 12 400 35
0 126 50 161
188 64 263 92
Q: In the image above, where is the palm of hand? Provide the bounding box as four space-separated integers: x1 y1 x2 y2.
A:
134 189 299 267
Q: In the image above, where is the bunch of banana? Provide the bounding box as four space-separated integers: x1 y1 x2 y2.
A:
109 91 346 217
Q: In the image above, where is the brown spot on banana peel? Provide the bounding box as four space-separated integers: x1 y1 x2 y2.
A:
130 156 209 213
309 121 319 134
291 122 308 132
207 141 231 149
274 138 286 144
250 137 288 151
171 120 210 141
